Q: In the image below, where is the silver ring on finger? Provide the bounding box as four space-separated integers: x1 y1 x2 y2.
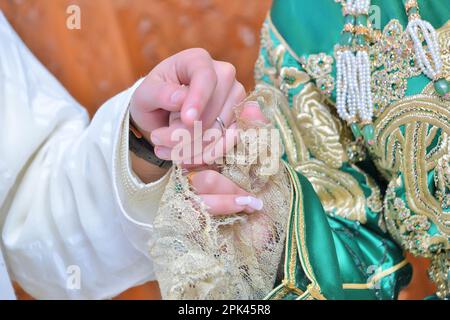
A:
215 116 226 135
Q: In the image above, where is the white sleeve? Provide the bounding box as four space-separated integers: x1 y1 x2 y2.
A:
0 11 169 299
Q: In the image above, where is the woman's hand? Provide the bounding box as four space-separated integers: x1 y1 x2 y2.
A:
129 48 246 183
189 170 263 215
187 101 269 216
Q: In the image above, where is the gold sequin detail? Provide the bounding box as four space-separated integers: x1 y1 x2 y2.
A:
370 20 421 116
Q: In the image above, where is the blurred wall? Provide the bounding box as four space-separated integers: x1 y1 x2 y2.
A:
0 0 271 299
0 0 271 115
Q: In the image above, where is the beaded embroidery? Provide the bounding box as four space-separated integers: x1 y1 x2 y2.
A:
299 53 335 96
369 20 421 116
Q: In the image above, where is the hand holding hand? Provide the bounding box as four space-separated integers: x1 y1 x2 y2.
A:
187 101 270 216
128 48 246 181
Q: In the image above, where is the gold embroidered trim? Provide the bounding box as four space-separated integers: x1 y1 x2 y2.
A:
374 95 450 236
258 14 450 287
342 259 409 290
298 160 368 223
252 84 308 167
293 83 346 168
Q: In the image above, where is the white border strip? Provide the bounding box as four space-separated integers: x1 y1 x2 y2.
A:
0 246 16 300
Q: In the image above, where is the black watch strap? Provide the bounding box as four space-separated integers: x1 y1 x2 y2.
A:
129 124 172 169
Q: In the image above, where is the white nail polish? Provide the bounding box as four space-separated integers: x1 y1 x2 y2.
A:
235 196 251 206
248 197 264 211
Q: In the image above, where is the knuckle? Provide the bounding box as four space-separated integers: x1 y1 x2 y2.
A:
235 82 246 99
219 62 237 81
236 81 245 92
198 67 217 85
190 47 211 60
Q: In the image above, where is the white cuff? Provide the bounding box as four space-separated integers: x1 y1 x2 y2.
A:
115 109 171 228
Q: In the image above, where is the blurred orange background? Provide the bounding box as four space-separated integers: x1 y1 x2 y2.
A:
0 0 271 115
0 0 435 301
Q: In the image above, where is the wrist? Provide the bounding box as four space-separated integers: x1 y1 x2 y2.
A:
128 114 172 183
130 152 169 184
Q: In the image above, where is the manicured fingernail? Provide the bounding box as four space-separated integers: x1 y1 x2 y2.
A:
171 90 184 105
185 108 199 122
235 196 251 206
235 196 263 211
155 146 170 159
248 197 264 211
151 133 161 145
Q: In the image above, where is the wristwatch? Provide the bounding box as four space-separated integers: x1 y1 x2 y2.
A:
129 119 172 169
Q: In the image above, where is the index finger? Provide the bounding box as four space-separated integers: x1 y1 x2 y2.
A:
173 48 218 126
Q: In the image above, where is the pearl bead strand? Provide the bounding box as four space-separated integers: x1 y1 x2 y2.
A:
404 0 450 98
335 0 375 144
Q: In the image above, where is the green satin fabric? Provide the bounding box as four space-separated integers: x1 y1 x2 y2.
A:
259 0 450 300
271 0 449 56
266 161 412 300
267 162 412 300
271 0 450 100
297 172 345 300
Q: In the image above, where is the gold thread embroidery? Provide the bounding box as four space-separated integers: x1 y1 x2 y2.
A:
437 21 450 76
259 13 450 297
289 164 325 299
299 53 335 96
293 83 347 169
370 20 421 116
375 95 450 255
257 21 372 223
298 160 368 223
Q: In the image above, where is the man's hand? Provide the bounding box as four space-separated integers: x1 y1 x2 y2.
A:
129 48 246 182
130 47 272 218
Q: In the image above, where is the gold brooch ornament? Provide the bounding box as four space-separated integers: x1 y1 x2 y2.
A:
279 67 311 94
